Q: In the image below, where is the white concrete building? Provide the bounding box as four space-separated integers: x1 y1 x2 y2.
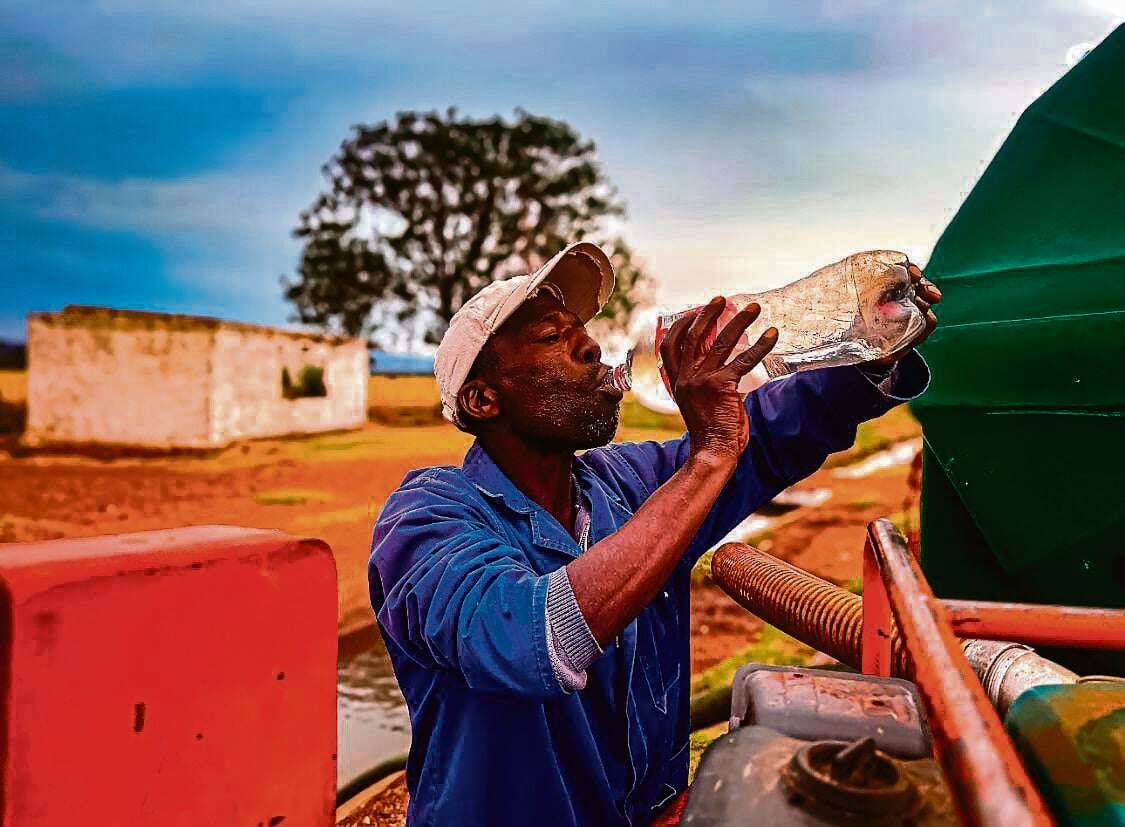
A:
25 306 368 450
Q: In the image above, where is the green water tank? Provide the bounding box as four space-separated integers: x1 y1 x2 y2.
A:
913 25 1125 671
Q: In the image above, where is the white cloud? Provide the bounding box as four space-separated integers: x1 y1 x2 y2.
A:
2 165 296 237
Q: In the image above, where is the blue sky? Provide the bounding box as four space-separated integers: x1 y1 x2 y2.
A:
2 1 1121 344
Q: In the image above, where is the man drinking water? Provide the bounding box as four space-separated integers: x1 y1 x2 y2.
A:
369 242 939 826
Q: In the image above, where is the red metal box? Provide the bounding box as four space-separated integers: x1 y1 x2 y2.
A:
0 526 337 826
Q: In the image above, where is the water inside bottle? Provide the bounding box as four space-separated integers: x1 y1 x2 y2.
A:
606 251 924 409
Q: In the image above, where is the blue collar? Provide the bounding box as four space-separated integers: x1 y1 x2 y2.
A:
461 441 537 513
462 441 580 557
462 441 633 559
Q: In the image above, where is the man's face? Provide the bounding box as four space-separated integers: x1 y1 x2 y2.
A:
474 290 622 450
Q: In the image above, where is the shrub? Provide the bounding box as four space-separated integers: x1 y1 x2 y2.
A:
282 365 327 399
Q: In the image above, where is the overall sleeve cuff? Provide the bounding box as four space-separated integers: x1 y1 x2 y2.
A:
545 566 603 692
856 350 931 402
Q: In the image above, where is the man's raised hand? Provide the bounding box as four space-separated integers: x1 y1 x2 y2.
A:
659 297 778 463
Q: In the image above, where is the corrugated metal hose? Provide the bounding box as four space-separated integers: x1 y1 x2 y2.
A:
710 542 1076 712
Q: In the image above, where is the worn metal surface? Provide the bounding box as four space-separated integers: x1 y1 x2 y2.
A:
863 530 896 677
945 600 1125 651
0 526 338 826
784 738 920 817
730 664 931 758
712 531 1120 823
684 726 956 826
962 640 1079 716
1006 682 1125 825
865 519 1053 826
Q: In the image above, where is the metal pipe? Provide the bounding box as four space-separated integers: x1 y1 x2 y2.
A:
712 542 916 674
961 639 1078 716
864 519 1052 826
710 542 909 674
711 541 1083 709
945 599 1125 650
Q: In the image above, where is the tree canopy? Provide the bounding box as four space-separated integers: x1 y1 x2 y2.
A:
286 108 651 347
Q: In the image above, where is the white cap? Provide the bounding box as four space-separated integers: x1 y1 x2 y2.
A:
435 242 615 426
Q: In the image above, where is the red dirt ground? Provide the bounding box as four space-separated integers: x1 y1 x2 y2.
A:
0 424 475 633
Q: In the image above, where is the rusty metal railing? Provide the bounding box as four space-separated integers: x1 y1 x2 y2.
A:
712 518 1125 826
860 519 1053 826
942 599 1125 650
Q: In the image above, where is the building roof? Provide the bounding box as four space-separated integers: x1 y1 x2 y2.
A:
30 306 361 347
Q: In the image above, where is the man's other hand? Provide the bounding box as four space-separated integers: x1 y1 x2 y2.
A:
867 262 942 369
659 297 778 463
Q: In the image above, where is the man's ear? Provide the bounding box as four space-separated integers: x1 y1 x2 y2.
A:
457 378 501 426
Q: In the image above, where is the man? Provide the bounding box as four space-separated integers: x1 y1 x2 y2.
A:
369 242 939 826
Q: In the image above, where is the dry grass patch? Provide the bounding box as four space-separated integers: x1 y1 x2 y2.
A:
253 488 334 506
368 375 440 407
690 624 819 697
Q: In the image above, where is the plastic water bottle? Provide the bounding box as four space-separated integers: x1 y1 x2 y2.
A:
610 251 924 413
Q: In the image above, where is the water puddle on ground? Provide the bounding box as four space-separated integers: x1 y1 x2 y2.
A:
337 625 411 789
832 439 921 479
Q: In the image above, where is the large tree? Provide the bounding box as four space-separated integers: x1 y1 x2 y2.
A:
286 108 651 347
